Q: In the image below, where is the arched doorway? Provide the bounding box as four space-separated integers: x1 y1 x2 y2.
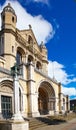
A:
38 81 55 115
38 87 48 114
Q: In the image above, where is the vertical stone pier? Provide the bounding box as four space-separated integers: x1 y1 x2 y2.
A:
28 62 40 117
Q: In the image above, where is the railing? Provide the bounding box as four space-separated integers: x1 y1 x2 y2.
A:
28 45 42 60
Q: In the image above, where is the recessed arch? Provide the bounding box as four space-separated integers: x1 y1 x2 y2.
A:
38 80 56 115
38 80 55 97
16 47 25 65
28 35 33 45
0 80 13 93
28 54 34 63
17 47 25 55
36 61 42 70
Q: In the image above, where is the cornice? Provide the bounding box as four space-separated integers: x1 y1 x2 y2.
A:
0 28 16 36
2 53 16 59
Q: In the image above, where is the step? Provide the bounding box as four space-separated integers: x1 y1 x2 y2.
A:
30 124 47 130
29 117 52 130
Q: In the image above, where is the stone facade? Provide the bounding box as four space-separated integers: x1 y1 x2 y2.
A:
0 3 70 120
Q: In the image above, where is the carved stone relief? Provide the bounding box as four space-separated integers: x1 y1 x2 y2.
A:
0 86 13 93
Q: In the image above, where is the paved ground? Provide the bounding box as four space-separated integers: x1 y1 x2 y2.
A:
35 118 76 130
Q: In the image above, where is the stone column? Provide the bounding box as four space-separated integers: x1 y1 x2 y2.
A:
22 64 26 79
11 65 23 121
55 97 59 114
28 62 40 117
11 74 29 130
11 75 23 120
33 92 40 117
28 82 40 117
14 76 20 113
60 94 64 113
48 100 55 115
48 100 50 111
25 54 28 63
67 96 70 112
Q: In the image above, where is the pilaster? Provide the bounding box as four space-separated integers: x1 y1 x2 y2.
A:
55 97 59 114
28 62 40 117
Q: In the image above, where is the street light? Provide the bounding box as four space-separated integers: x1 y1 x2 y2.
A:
11 63 23 120
11 63 20 77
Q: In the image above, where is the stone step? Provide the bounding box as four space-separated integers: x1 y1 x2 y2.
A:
30 123 47 130
29 117 52 130
29 120 46 127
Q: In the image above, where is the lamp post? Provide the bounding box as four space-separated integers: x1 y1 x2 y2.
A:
11 63 20 77
11 63 23 120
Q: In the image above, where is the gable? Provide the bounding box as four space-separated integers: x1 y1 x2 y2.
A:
19 28 41 52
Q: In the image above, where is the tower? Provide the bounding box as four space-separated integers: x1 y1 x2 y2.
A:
0 3 17 69
1 3 17 31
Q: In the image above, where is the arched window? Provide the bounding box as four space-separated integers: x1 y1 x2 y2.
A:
36 61 42 70
28 55 33 63
16 51 22 65
16 47 25 65
12 16 14 22
12 46 14 53
0 36 4 56
28 35 33 45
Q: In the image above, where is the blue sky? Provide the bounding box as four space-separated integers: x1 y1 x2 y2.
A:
0 0 76 99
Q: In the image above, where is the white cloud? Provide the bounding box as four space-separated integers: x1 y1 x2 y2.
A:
0 0 54 44
62 86 76 96
48 60 76 85
48 60 68 84
67 78 76 84
48 60 76 97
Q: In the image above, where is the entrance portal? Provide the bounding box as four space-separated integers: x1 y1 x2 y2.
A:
38 87 48 115
38 81 55 115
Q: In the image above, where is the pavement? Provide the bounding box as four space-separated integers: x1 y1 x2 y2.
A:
35 118 76 130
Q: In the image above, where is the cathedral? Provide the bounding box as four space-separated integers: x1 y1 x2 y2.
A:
0 3 70 119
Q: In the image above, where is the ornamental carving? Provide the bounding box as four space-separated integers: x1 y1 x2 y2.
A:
0 86 13 93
